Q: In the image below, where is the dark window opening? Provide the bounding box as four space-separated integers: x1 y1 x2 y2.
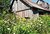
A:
25 17 30 19
39 12 44 15
39 11 50 15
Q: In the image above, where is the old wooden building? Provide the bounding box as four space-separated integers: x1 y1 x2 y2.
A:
10 0 50 19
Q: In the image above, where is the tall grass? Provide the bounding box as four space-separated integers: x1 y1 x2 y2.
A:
0 11 50 34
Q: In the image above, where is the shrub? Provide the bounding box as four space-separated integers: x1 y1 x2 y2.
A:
0 11 50 34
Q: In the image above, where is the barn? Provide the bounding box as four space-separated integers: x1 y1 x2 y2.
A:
10 0 50 19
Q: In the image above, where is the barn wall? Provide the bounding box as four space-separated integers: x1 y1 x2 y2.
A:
12 0 39 19
12 0 18 13
49 5 50 10
14 0 33 18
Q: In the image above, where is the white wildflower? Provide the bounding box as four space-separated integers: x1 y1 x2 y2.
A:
7 28 10 30
41 22 43 23
13 33 15 34
4 21 7 23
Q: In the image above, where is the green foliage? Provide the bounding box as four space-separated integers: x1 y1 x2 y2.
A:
0 0 50 34
0 10 50 34
4 0 10 9
0 0 10 11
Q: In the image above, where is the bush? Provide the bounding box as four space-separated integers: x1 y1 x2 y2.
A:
0 11 50 34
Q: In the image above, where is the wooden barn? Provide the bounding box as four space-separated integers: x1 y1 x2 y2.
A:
10 0 50 19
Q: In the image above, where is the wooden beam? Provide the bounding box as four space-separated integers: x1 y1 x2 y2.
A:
16 8 31 13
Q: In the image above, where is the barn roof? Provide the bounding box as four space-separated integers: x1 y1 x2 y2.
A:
10 0 50 12
23 0 50 11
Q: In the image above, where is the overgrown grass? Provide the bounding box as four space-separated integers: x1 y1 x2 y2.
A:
0 11 50 34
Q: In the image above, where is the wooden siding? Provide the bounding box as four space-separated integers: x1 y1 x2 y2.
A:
49 5 50 10
12 0 39 18
12 0 18 13
10 0 50 19
12 0 33 18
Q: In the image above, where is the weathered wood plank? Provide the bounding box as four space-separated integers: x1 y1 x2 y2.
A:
12 0 39 19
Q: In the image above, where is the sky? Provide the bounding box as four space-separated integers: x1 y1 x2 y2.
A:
32 0 50 4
